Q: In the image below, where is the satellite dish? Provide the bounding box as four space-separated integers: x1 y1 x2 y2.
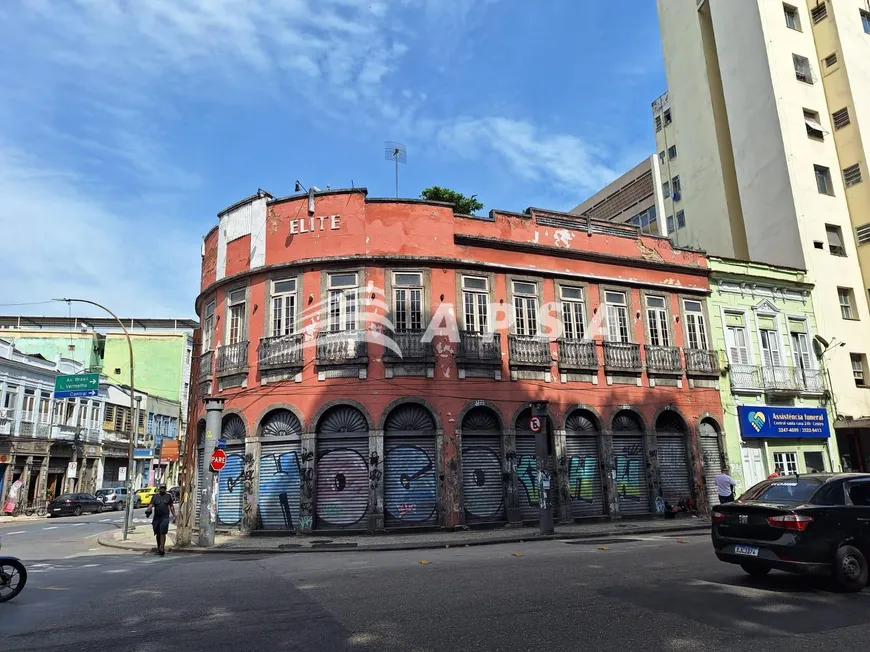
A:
814 334 830 349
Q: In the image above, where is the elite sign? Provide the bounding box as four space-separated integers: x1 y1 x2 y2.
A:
54 373 100 399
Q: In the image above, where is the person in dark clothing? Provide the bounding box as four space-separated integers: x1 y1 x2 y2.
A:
145 484 176 556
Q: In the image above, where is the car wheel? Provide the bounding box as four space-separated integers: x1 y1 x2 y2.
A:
73 506 82 517
740 562 772 577
115 502 122 511
833 545 868 593
97 505 104 513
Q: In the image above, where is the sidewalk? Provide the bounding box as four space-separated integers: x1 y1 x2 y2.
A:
98 517 710 554
0 513 46 524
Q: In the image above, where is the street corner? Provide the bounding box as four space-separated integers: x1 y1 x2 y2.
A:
97 528 157 552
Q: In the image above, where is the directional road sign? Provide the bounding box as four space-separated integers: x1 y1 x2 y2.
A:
210 449 227 473
54 373 100 399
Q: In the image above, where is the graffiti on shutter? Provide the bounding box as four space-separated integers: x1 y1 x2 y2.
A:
384 437 437 526
611 410 649 515
316 438 369 528
514 435 538 520
195 444 204 523
461 407 504 524
699 420 723 510
565 409 604 517
258 442 301 530
216 446 245 527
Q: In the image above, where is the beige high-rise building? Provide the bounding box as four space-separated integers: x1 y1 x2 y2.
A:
652 0 870 469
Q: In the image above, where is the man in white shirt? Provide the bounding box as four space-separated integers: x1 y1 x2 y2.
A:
715 467 737 504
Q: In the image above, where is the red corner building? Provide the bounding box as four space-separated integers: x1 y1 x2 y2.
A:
193 188 724 534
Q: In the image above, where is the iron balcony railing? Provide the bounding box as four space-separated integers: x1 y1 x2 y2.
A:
508 334 551 366
799 368 826 393
259 333 304 370
383 329 434 360
216 341 249 374
644 345 682 373
730 363 825 394
457 332 502 363
684 348 720 375
316 330 367 363
557 339 598 369
603 342 642 371
200 350 214 379
762 365 803 393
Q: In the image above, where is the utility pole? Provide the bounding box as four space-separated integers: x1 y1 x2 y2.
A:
531 401 554 535
59 298 137 541
198 397 224 547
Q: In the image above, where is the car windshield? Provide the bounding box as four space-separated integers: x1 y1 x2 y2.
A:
749 478 823 504
95 489 113 496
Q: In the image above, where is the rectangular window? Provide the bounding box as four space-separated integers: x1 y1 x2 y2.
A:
668 145 677 160
655 115 662 132
791 329 812 371
203 300 215 350
663 109 672 125
645 295 670 347
862 9 870 34
559 286 586 341
271 279 297 337
393 272 423 332
839 287 856 320
803 451 826 474
3 385 17 410
39 392 51 423
629 206 657 235
21 390 34 420
784 4 800 30
804 109 824 139
773 452 799 476
89 403 100 429
856 223 870 246
793 54 813 83
672 175 681 196
851 353 866 387
667 215 675 234
759 328 782 367
676 210 686 229
512 281 539 336
811 2 827 23
226 289 247 345
662 181 670 198
104 404 115 425
684 300 708 350
328 272 359 333
462 275 489 333
833 107 850 130
659 150 665 164
844 163 863 188
815 165 833 195
826 224 846 256
824 52 837 67
605 291 630 343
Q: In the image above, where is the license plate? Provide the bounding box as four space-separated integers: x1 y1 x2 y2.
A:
52 508 60 512
734 545 759 557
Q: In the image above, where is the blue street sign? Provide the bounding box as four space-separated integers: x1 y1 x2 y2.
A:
53 389 98 399
217 438 227 450
132 448 154 459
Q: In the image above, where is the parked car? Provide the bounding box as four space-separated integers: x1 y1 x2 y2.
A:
47 493 105 517
134 486 157 508
712 473 870 592
95 487 128 511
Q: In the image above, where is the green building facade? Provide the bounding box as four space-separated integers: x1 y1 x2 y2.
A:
708 257 840 496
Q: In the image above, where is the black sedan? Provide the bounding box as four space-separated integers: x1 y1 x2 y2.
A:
712 473 870 592
47 492 106 517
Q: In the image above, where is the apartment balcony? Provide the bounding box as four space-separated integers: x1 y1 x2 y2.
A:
457 332 502 365
382 330 434 361
684 348 720 377
644 345 683 374
799 368 826 393
316 330 367 365
216 341 249 376
200 350 214 380
603 342 642 372
259 333 304 371
557 339 598 371
508 334 552 368
730 364 825 395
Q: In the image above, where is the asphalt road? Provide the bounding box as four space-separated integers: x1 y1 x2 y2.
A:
2 530 869 652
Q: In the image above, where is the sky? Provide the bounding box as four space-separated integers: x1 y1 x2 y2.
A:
0 0 665 319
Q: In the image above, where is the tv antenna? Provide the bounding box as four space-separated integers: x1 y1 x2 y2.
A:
384 142 406 198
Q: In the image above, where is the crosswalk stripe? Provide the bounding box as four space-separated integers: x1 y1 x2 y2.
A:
6 531 26 535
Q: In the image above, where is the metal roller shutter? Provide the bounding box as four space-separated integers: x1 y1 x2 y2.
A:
515 434 539 521
612 436 650 515
195 444 204 524
258 441 302 530
658 436 692 506
699 429 723 509
216 446 245 528
462 435 505 524
565 436 604 517
384 436 438 527
316 437 369 529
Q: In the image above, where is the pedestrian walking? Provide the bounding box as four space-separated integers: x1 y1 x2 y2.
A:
145 484 175 556
715 467 737 504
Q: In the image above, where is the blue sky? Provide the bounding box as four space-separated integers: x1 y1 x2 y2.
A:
0 0 665 318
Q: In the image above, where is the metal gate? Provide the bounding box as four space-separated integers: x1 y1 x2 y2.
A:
216 414 246 528
699 421 723 509
658 437 691 505
195 443 204 524
612 435 649 515
384 436 438 527
462 435 504 523
316 437 369 529
257 409 303 530
515 435 538 521
565 410 604 517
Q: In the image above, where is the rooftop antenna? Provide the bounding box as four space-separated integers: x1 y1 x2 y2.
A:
384 141 406 198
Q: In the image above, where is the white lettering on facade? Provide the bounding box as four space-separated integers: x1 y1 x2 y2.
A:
289 215 341 235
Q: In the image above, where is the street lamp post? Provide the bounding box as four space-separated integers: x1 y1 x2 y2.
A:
58 298 137 541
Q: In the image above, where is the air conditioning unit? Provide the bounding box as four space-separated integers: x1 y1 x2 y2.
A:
673 191 681 201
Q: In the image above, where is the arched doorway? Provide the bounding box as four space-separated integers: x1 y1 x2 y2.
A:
315 405 369 529
655 411 692 507
194 419 205 524
515 407 551 521
611 410 650 515
257 409 303 530
698 418 724 510
461 406 504 524
565 409 605 517
383 403 438 527
216 414 246 527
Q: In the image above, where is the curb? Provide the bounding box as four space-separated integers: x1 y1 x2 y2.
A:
98 522 710 554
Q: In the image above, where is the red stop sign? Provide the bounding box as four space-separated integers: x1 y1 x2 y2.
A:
210 449 227 472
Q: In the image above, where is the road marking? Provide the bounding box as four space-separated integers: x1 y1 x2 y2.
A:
43 526 58 530
106 568 130 573
6 531 26 535
100 519 112 523
37 586 70 591
70 523 84 527
80 563 100 568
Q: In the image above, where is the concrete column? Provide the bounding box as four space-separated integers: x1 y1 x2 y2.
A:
21 456 33 503
298 431 316 534
554 429 572 523
368 430 385 532
37 455 50 503
240 436 260 534
441 427 462 527
645 430 662 515
198 398 224 547
503 430 521 524
600 432 620 518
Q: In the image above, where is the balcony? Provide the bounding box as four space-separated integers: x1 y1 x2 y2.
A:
216 341 249 376
259 333 304 371
644 345 682 374
508 334 552 367
603 342 642 371
557 339 598 370
200 350 214 380
730 364 825 395
684 348 720 376
799 368 826 393
457 332 502 364
316 330 367 365
761 366 803 394
382 330 434 361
